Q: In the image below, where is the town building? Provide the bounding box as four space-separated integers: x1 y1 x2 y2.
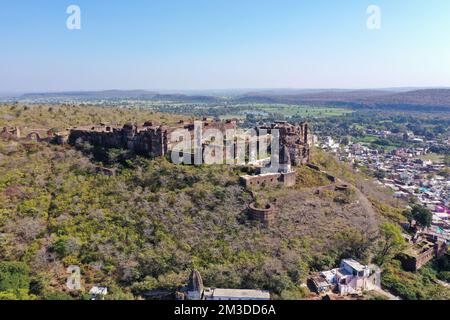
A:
320 132 450 245
310 259 380 296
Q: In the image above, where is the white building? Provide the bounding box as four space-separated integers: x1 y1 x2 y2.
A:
317 259 380 295
89 286 108 300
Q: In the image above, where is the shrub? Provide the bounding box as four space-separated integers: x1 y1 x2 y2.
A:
0 261 30 293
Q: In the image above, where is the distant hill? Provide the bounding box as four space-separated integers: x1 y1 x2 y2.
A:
364 89 450 106
237 88 450 111
151 94 220 103
19 90 220 103
16 88 450 111
20 90 158 100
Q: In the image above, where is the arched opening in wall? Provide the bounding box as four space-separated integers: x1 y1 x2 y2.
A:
27 132 41 141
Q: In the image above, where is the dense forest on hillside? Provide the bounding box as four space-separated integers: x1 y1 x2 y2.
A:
0 104 448 300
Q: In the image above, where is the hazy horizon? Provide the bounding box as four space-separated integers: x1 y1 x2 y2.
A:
2 86 450 97
1 0 450 92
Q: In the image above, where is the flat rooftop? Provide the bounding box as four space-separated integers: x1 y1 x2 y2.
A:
342 259 368 272
206 288 270 300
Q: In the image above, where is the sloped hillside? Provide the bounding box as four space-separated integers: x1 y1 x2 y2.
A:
1 104 439 300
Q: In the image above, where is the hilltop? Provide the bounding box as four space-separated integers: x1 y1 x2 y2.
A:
0 104 448 300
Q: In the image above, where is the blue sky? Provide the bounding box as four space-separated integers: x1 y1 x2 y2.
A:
1 0 450 92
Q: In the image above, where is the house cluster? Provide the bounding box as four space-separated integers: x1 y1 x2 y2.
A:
183 270 271 301
309 259 381 296
322 136 450 244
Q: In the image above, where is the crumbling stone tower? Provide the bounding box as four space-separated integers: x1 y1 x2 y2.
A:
68 122 170 158
257 121 310 166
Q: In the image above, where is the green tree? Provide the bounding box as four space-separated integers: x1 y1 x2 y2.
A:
407 205 432 228
340 137 350 146
374 170 386 180
0 262 30 293
375 222 406 266
444 155 450 166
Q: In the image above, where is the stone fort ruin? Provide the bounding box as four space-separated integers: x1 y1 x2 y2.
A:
2 119 310 175
240 121 310 189
2 119 311 228
68 118 238 159
67 120 310 171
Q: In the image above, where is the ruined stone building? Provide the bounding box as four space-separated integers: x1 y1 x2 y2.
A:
239 122 312 226
3 120 310 178
68 119 238 158
399 235 447 271
1 126 68 143
186 269 204 300
240 121 311 189
256 121 310 165
0 127 21 140
247 202 277 227
69 122 171 158
240 145 297 189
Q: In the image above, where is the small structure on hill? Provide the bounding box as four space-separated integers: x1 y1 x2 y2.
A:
309 259 381 296
240 144 297 189
398 234 447 271
184 270 270 301
1 126 69 144
256 121 310 165
240 171 296 189
89 286 108 300
187 269 204 300
0 127 21 140
240 122 311 190
248 202 277 227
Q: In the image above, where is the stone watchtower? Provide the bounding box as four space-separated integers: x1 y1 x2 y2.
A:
187 270 204 300
248 203 277 227
122 123 137 149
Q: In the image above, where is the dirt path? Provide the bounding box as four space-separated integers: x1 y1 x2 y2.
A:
351 183 379 233
370 286 401 300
